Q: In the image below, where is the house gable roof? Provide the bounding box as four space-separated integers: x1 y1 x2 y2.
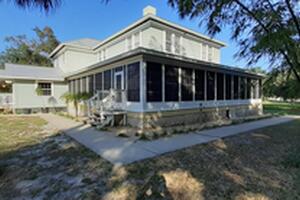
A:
0 63 64 81
49 38 101 58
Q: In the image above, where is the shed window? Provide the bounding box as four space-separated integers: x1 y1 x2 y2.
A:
233 75 239 99
37 82 52 96
206 71 215 100
217 73 224 100
225 74 232 100
165 65 179 101
146 62 162 102
181 67 193 101
127 62 140 102
104 70 112 90
195 69 205 100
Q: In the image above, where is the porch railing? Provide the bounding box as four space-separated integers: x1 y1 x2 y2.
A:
87 89 127 117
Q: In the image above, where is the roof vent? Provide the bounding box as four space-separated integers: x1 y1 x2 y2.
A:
143 6 156 16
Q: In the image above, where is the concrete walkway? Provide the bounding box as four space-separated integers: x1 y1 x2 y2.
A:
41 114 299 165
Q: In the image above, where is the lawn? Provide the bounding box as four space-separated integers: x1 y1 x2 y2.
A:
0 116 300 199
263 101 300 115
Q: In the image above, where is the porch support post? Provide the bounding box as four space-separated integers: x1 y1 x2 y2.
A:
140 60 146 111
204 71 207 101
162 64 165 102
214 72 217 101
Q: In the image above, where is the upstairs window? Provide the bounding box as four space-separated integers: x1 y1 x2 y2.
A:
146 62 162 102
208 46 213 62
202 44 207 61
174 34 180 54
206 71 215 100
134 32 140 48
165 65 179 101
127 36 132 50
37 82 52 96
181 67 193 101
195 69 205 100
165 31 172 52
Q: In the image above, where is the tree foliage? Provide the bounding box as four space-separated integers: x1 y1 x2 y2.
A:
0 26 59 67
264 69 300 100
61 92 92 117
168 0 300 82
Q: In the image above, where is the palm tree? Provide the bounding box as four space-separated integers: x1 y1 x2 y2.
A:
61 92 91 117
9 0 109 12
11 0 61 12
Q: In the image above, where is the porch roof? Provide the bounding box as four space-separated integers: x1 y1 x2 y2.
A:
0 63 65 81
66 47 265 79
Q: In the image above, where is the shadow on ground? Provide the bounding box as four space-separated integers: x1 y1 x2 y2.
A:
0 119 300 200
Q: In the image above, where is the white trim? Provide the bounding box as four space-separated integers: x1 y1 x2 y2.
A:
162 64 165 102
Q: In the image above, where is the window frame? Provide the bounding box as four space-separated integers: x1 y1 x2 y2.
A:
36 81 53 96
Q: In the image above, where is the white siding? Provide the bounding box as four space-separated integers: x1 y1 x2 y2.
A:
105 39 126 60
181 36 201 60
54 50 98 74
13 80 67 109
142 27 164 51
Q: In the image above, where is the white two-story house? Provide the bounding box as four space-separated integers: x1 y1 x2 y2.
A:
0 6 263 128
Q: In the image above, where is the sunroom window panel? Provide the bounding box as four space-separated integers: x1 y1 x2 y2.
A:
258 80 262 98
88 75 94 94
240 77 246 99
247 78 251 99
225 74 232 100
104 70 112 90
165 65 179 101
181 67 193 101
146 62 162 102
76 79 81 94
81 77 87 93
233 75 239 99
127 62 140 102
195 69 205 100
217 73 224 100
95 73 102 91
206 71 215 100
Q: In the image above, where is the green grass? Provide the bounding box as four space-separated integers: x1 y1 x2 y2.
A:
0 116 47 157
263 101 300 115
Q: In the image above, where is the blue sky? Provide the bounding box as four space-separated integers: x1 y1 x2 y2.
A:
0 0 268 69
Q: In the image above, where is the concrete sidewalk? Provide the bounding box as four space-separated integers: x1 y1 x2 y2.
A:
41 114 299 165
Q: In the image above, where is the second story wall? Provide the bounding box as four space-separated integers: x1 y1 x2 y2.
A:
141 22 222 63
53 48 98 74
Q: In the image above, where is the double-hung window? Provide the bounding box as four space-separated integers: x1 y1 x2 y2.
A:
37 82 52 96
